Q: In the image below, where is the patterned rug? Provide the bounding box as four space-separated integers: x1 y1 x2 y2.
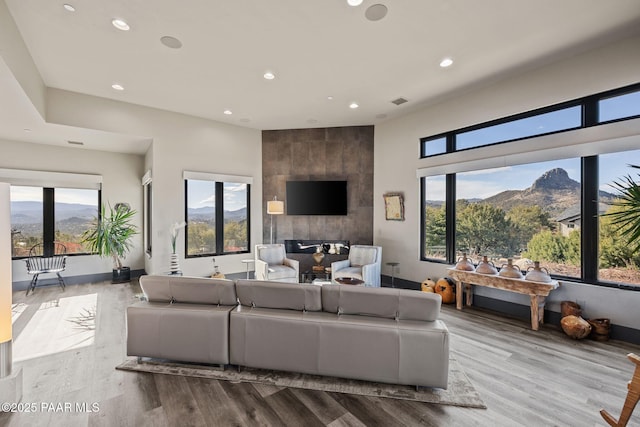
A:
116 356 486 408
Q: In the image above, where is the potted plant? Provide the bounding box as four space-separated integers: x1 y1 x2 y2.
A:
603 164 640 252
83 203 138 283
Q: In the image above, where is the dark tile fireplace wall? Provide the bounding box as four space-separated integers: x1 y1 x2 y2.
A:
262 126 374 246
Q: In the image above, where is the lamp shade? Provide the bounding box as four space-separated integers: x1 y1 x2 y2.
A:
0 182 11 344
267 199 284 215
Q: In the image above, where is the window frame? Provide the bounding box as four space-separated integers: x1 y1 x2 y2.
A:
11 186 101 259
184 179 251 258
419 82 640 291
420 82 640 159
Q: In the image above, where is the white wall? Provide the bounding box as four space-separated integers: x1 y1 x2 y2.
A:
374 34 640 329
46 89 263 278
0 138 145 281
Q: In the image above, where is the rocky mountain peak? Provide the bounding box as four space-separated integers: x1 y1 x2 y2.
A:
529 168 580 191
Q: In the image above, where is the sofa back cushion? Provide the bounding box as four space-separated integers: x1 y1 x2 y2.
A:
321 285 441 321
139 275 237 305
235 279 322 311
349 246 379 266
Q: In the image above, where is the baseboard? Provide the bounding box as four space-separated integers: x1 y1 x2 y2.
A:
382 275 640 345
12 269 146 292
381 274 420 290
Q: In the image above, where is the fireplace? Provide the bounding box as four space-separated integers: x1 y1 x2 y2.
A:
284 240 350 255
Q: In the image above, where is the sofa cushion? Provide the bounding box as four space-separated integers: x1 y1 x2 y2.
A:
139 275 237 305
266 265 296 280
235 279 322 311
322 285 441 321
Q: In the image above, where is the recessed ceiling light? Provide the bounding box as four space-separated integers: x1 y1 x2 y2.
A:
440 57 453 68
23 128 32 132
111 83 124 91
347 0 363 6
160 36 182 49
63 4 75 12
223 109 233 115
349 102 359 109
365 4 388 21
263 71 275 80
327 96 334 100
112 18 130 31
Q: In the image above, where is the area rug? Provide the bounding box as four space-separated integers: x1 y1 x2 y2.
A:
116 357 486 409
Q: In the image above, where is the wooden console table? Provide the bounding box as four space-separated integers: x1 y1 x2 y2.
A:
447 268 559 331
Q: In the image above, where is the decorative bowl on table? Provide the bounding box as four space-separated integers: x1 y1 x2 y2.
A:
335 277 364 285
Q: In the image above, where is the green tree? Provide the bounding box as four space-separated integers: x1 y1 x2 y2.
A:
456 203 514 256
602 164 640 252
424 205 446 257
523 230 568 263
506 204 552 252
187 222 215 255
224 219 247 251
600 205 640 268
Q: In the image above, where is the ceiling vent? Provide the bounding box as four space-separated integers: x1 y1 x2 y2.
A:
391 97 408 106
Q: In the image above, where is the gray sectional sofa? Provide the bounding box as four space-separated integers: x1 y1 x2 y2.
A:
127 275 450 389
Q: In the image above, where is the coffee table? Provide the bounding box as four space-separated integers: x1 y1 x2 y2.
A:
301 271 330 283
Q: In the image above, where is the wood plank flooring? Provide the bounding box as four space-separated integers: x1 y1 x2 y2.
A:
1 280 639 426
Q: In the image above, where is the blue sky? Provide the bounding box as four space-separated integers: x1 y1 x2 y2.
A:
187 181 247 211
425 149 640 201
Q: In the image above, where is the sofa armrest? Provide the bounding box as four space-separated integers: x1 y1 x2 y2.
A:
361 263 381 287
254 259 269 280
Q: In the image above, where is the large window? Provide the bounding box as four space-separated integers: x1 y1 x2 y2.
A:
422 175 447 261
456 106 581 151
421 83 640 158
599 151 640 286
419 82 640 288
185 179 249 257
143 177 152 256
454 160 581 279
11 186 100 257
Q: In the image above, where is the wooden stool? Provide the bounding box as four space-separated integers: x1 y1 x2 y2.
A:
601 353 640 427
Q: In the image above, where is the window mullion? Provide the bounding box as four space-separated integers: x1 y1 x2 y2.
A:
582 156 599 283
215 182 224 254
43 188 55 257
445 173 456 264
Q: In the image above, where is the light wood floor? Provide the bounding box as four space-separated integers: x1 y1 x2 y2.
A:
2 280 639 427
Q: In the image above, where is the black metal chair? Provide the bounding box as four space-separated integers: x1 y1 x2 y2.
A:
25 242 67 295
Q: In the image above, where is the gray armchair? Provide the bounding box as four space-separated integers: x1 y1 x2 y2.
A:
254 244 300 283
331 245 382 287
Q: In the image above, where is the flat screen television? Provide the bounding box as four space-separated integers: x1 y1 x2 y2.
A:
286 180 347 215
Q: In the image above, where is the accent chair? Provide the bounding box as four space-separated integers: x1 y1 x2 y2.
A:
254 244 300 283
331 244 382 287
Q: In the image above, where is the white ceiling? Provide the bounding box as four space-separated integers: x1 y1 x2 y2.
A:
2 0 640 153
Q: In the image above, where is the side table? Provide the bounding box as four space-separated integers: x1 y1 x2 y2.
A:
241 259 254 279
386 262 399 287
